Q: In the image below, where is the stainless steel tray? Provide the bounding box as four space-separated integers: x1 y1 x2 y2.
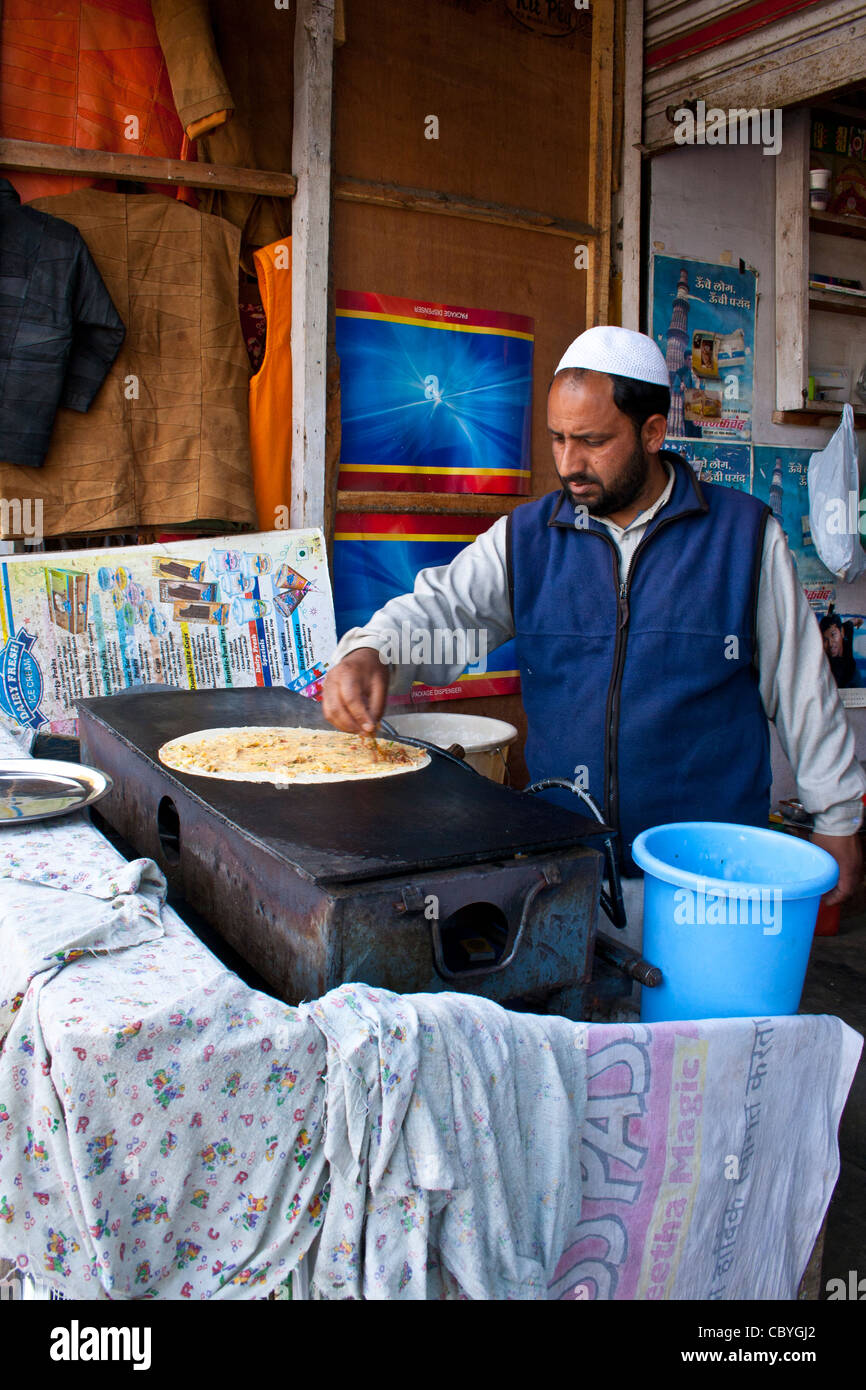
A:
0 760 112 824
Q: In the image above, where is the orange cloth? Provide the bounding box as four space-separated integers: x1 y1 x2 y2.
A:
0 0 185 203
249 239 293 530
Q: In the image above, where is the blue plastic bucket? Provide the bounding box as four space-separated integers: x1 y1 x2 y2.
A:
632 822 839 1022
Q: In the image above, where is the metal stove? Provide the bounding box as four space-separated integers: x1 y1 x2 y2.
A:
77 687 632 1017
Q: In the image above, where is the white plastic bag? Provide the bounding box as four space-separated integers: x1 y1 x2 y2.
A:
808 403 866 581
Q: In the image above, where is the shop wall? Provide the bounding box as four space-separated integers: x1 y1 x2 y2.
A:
648 135 866 798
332 0 593 479
329 0 605 775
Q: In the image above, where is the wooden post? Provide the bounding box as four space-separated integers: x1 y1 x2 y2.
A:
775 108 810 413
621 0 644 331
587 0 616 328
291 0 336 531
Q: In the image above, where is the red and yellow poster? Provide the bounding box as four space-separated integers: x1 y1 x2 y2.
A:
333 511 520 701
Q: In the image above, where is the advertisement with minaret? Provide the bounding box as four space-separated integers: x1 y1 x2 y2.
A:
648 254 866 685
651 254 756 443
753 446 835 588
753 444 866 687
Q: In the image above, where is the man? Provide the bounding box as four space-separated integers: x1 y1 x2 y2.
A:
323 326 864 922
820 606 862 689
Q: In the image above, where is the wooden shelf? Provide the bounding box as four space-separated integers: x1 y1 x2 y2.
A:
772 405 866 427
333 176 597 242
809 288 866 317
0 137 296 198
810 210 866 241
336 490 531 515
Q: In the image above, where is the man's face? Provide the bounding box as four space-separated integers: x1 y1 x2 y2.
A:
824 625 843 658
548 371 652 517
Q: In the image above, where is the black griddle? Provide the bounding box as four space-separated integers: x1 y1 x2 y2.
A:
77 686 611 1012
78 686 607 885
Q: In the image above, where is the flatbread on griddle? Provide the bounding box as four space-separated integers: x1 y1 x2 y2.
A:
157 725 430 785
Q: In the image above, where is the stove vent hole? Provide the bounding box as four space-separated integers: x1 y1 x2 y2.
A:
438 903 509 973
157 796 181 865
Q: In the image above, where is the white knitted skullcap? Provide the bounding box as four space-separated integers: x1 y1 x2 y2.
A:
555 325 670 387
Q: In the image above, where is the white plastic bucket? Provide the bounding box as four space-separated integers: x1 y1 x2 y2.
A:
386 713 518 782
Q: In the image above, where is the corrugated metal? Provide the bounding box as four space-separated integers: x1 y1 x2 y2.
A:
644 0 866 150
645 0 823 72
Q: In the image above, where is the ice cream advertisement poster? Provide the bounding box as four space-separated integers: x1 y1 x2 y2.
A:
752 446 835 588
0 531 337 737
651 254 756 444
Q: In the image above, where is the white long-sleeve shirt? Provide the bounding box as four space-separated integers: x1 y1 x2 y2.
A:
332 467 866 835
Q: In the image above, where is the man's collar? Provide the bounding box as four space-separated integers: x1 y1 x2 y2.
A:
0 178 22 206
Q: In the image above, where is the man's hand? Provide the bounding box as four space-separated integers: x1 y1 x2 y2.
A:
811 831 863 906
321 647 389 734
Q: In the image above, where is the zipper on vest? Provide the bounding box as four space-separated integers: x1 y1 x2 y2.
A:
601 513 692 851
605 576 629 830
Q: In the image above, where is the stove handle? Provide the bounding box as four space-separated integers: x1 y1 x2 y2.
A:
428 864 561 984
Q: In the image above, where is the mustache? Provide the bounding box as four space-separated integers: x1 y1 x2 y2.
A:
562 474 600 486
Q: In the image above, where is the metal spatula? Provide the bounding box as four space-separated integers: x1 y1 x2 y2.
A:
379 719 478 774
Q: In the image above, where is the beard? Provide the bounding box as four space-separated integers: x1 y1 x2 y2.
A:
561 439 650 516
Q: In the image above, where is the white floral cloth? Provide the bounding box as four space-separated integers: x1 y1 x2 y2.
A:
0 812 331 1300
0 728 860 1301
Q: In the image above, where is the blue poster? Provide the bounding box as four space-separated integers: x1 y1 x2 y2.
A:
812 604 866 688
333 511 519 701
674 440 751 491
652 254 756 443
753 446 835 587
336 291 534 495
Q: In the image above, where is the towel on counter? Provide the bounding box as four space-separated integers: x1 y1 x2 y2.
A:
302 985 588 1300
0 772 860 1301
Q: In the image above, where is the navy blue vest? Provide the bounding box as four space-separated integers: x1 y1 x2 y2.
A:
508 455 772 873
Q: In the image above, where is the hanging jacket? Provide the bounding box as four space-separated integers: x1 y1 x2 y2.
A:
0 179 125 469
509 454 772 873
0 190 257 536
